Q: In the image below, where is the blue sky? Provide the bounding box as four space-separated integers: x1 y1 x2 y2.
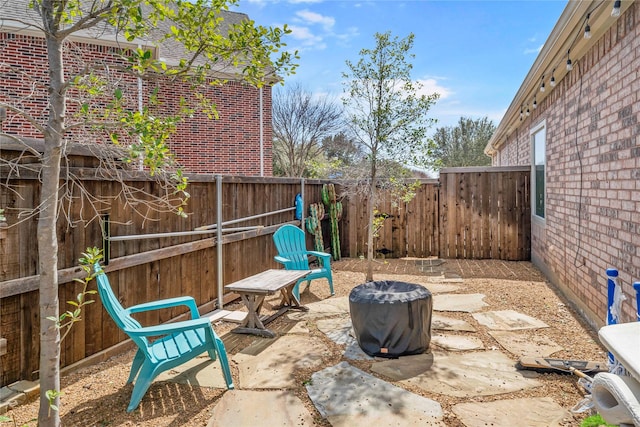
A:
232 0 567 130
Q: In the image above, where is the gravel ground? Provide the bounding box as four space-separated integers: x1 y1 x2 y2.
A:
4 258 607 426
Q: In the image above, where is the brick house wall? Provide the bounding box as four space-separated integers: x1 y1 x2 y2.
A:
490 4 640 328
0 31 272 176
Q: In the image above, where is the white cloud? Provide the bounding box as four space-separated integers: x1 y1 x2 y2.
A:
295 10 335 31
288 25 326 51
416 77 452 100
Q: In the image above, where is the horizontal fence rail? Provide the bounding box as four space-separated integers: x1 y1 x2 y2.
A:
0 164 530 386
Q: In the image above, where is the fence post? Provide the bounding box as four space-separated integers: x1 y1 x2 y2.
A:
216 175 223 309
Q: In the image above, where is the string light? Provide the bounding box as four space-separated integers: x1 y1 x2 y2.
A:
611 0 621 17
584 13 592 39
533 97 537 109
520 105 524 121
525 104 530 116
540 75 545 93
550 68 556 87
566 50 573 71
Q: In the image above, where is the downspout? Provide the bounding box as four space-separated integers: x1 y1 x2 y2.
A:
137 45 144 171
259 86 264 177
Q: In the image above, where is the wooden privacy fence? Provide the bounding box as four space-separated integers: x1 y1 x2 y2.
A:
343 166 531 261
0 168 327 386
0 165 529 387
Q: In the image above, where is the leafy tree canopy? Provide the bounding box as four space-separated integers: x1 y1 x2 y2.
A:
428 116 495 170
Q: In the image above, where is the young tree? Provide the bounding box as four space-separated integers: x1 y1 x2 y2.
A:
429 116 495 169
272 83 343 177
342 31 438 281
0 1 295 425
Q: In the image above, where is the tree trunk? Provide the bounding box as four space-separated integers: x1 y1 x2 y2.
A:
365 183 375 282
38 21 65 427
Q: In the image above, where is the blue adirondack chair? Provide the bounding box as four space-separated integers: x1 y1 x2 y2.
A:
93 264 234 412
273 224 334 301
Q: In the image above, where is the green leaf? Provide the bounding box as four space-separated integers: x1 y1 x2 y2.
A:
114 88 123 100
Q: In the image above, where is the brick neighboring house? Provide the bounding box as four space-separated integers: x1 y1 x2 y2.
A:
0 1 273 176
486 1 639 328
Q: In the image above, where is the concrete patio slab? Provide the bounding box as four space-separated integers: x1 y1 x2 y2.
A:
306 361 445 426
489 330 562 357
207 390 315 427
155 354 229 388
452 397 571 426
288 296 350 320
431 334 485 351
232 335 328 388
473 310 549 330
433 293 487 312
372 351 541 397
432 313 477 332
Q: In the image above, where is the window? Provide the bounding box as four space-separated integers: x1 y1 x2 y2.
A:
531 121 546 219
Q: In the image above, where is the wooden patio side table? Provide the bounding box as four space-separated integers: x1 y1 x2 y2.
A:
225 269 311 338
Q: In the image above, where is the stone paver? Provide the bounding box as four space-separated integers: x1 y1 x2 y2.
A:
431 334 484 351
433 293 487 312
432 313 477 332
316 317 353 345
314 316 375 360
155 354 229 388
372 351 541 397
489 330 562 357
473 310 549 330
343 339 374 360
208 390 315 427
370 354 435 380
232 335 327 388
307 362 445 426
452 397 571 427
288 296 350 320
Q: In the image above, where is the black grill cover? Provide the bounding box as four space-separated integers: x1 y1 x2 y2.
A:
349 281 432 358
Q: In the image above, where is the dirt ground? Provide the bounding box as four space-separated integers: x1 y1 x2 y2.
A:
4 259 607 426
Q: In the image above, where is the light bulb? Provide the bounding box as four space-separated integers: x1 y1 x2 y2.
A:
566 58 573 71
584 24 592 39
550 75 556 87
533 99 537 109
612 0 621 17
540 81 545 92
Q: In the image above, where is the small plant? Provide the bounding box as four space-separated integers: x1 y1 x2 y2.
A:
47 247 102 342
580 413 617 427
44 247 103 411
0 208 6 222
45 390 62 413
